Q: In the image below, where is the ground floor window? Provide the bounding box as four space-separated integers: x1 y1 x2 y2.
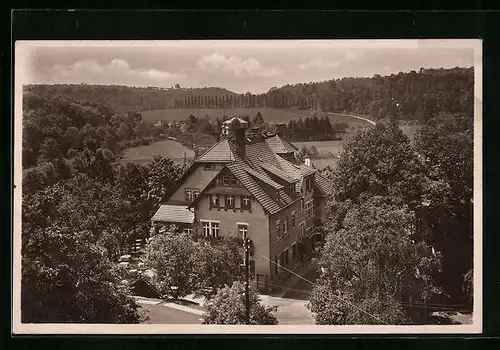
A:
238 223 249 239
201 220 220 238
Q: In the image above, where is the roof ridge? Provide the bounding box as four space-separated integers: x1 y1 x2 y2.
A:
244 167 284 190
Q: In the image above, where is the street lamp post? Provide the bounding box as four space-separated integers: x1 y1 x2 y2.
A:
243 236 251 325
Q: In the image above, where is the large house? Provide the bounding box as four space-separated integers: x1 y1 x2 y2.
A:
151 117 334 290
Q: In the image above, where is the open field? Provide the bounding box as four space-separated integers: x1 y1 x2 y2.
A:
141 107 374 129
293 140 345 157
120 139 194 166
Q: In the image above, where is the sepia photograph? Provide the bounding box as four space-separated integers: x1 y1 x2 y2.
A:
12 39 482 334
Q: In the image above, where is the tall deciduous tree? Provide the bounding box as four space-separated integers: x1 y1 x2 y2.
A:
332 122 429 210
414 114 473 302
192 238 244 299
146 156 185 205
22 224 145 323
145 232 198 299
309 196 442 325
202 281 278 325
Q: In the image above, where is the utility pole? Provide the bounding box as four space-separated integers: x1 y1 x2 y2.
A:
243 236 251 325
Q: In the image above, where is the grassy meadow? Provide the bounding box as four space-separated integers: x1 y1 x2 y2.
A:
120 139 195 166
133 108 421 170
141 107 372 129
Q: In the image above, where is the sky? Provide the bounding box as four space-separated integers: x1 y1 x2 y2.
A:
20 40 478 94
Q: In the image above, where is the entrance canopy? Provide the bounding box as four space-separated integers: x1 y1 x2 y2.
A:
151 204 195 224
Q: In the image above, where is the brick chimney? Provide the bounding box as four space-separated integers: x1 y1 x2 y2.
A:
235 128 246 158
223 117 249 159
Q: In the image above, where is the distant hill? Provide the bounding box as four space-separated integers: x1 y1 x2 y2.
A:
23 84 236 114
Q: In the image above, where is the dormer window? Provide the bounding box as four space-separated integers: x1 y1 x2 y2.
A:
226 195 234 208
230 176 238 186
222 176 230 185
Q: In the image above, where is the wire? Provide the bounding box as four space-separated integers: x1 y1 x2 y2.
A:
264 280 472 312
255 252 390 325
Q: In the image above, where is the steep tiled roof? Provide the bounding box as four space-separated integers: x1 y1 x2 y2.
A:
226 162 297 214
152 205 195 224
195 139 237 163
265 135 298 154
244 167 284 190
245 141 283 170
314 172 334 197
171 134 328 216
259 163 298 184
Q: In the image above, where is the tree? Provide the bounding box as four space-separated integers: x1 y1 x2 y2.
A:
332 122 429 210
145 231 199 299
37 137 63 164
252 112 264 125
192 238 244 299
21 224 145 323
308 196 442 325
113 162 154 241
414 115 473 302
146 156 185 204
202 281 278 325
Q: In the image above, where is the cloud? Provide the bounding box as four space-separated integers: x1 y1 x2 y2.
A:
344 51 360 60
298 58 341 70
196 53 281 78
45 58 185 85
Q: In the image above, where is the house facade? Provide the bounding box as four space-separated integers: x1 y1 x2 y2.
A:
151 117 334 290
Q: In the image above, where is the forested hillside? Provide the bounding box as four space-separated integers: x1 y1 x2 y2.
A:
172 67 474 123
266 67 474 122
24 84 236 114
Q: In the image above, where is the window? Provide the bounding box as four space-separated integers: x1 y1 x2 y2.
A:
204 163 214 170
211 195 220 207
300 199 304 210
305 200 314 219
222 176 230 185
284 248 289 266
274 257 279 275
201 220 220 238
299 222 305 238
305 176 312 191
291 242 297 260
185 189 194 201
184 227 193 235
291 212 296 228
241 196 251 210
230 176 238 186
276 219 282 240
279 253 285 269
202 221 210 237
238 223 249 239
211 222 219 238
193 190 200 199
283 216 288 235
226 195 234 208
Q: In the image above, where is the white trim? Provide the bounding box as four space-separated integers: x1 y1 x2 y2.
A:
200 219 221 223
236 222 249 226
